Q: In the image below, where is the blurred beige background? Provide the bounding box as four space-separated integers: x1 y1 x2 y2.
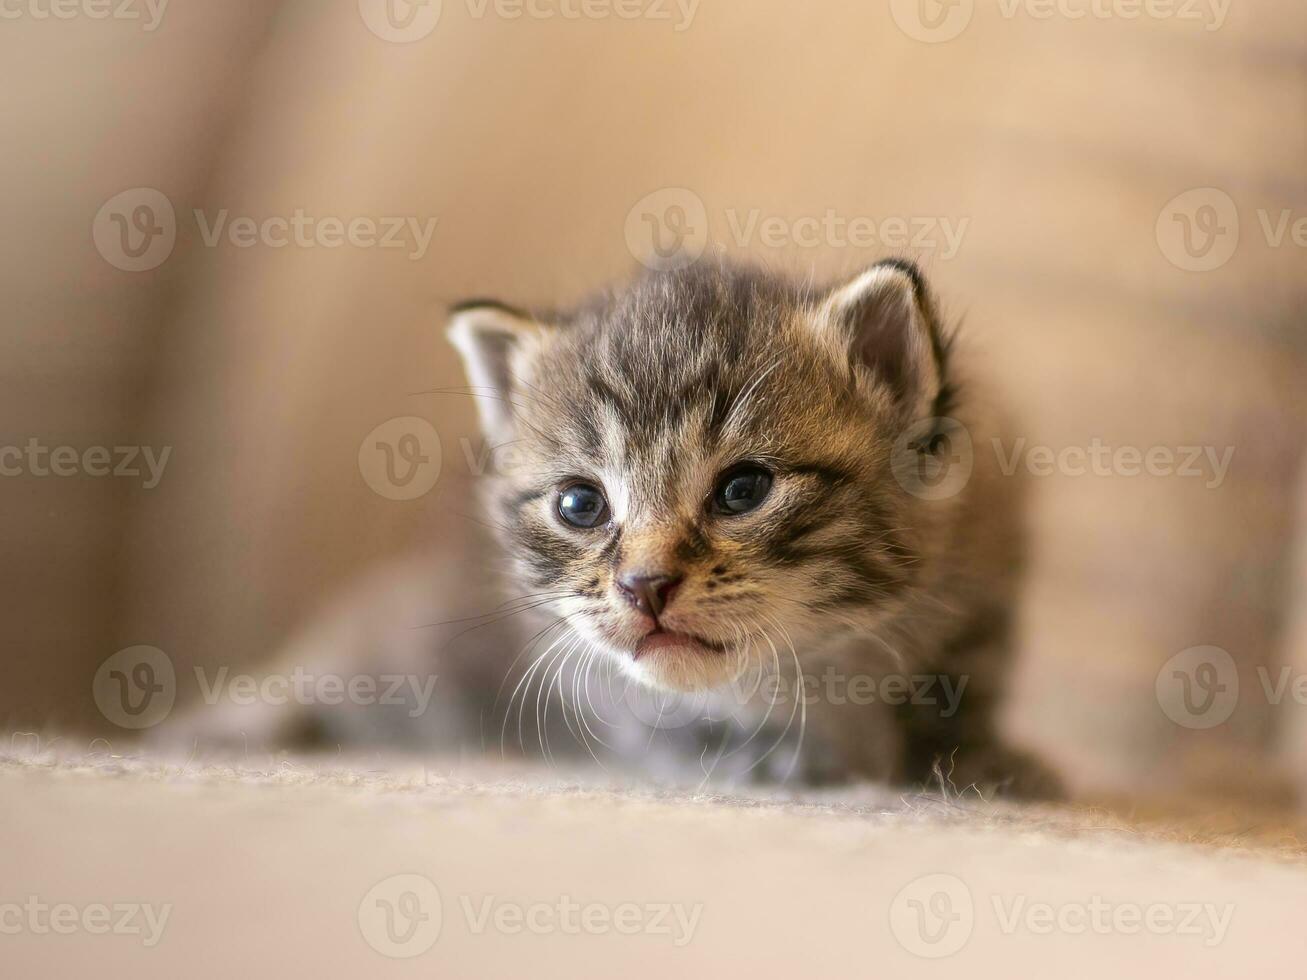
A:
3 0 1306 802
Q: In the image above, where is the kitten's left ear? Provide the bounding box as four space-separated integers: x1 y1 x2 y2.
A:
446 300 550 445
815 260 946 421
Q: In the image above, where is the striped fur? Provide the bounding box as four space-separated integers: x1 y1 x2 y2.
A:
450 259 1059 795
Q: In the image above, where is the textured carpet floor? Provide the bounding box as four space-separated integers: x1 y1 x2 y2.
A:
3 744 1306 979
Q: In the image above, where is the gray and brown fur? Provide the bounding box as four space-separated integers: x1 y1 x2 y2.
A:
448 259 1059 796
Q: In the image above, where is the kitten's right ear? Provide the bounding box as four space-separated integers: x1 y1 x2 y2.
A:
446 300 548 445
814 260 946 423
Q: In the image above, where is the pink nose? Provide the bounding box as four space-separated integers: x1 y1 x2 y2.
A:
616 572 682 619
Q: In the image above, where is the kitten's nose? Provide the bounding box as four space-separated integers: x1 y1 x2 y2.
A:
616 571 683 619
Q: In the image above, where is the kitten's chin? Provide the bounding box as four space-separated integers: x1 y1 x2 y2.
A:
574 620 743 692
634 629 727 659
622 639 741 693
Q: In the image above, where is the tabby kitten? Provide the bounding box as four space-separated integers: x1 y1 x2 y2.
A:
449 258 1058 796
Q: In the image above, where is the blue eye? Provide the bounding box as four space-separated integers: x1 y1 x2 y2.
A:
558 483 610 529
713 467 773 515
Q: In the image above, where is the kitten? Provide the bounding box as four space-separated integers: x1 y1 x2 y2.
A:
165 258 1056 797
445 258 1058 796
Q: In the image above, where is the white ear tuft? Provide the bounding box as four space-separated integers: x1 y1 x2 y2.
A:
446 302 547 446
817 261 944 421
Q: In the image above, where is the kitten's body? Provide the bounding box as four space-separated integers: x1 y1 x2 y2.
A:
170 260 1056 797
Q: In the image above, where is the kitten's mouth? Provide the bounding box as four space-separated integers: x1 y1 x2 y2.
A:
634 628 728 659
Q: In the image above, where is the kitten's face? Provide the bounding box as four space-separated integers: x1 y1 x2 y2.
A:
450 263 948 692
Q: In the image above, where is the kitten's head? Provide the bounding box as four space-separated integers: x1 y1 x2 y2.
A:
449 260 956 692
